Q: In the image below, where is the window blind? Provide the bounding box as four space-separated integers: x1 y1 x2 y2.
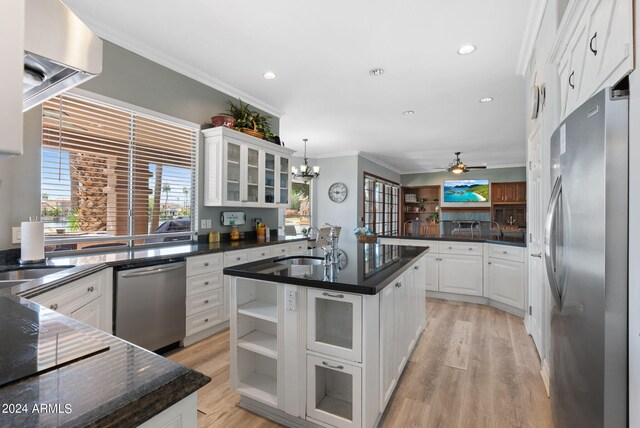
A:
41 92 198 249
363 174 399 236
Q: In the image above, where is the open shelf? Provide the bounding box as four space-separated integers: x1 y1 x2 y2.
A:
238 300 277 323
238 330 277 359
237 372 277 406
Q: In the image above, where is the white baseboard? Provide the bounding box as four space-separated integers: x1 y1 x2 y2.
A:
425 291 526 318
181 321 229 347
540 358 550 397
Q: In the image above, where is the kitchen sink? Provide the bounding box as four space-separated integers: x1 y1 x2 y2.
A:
274 256 324 266
0 267 70 281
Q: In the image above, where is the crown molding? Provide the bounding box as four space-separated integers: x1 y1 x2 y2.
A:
75 15 284 118
313 150 360 159
358 152 402 175
516 0 548 76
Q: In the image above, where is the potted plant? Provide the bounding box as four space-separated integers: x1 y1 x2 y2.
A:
426 213 439 223
224 99 273 140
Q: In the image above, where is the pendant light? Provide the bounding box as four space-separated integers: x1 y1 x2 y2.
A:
291 139 320 183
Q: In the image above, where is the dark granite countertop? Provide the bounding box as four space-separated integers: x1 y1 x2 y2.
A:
380 233 527 247
1 236 307 299
0 294 210 428
223 243 429 295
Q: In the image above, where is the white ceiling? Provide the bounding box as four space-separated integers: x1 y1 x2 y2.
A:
62 0 530 173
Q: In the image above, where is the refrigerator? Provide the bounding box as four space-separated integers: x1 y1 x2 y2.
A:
547 87 628 428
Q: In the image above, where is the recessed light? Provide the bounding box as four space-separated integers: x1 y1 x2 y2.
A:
458 45 476 55
479 97 494 103
263 71 276 80
403 110 415 115
369 68 385 76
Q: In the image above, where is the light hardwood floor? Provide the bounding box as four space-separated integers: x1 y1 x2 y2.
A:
167 299 553 428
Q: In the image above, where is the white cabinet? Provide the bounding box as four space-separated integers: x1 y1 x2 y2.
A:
306 354 362 428
30 268 113 333
379 283 396 408
307 289 362 363
138 392 197 428
203 127 294 207
424 252 439 291
487 244 526 311
0 0 23 158
554 0 633 119
438 254 484 296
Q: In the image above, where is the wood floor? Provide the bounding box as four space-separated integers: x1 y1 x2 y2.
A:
167 299 553 428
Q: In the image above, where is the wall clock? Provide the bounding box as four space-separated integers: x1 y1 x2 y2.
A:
328 182 348 203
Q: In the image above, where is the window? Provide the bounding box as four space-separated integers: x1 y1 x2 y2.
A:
363 174 399 236
41 92 198 250
285 180 311 234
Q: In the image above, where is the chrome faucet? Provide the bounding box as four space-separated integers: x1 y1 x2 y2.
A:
323 223 341 267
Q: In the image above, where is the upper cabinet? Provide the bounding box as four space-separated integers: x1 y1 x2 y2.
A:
0 1 24 158
492 182 526 204
203 127 294 207
552 0 633 119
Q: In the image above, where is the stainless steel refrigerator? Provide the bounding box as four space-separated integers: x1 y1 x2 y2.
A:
547 87 628 428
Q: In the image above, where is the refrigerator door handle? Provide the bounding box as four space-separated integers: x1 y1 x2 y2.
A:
545 176 563 308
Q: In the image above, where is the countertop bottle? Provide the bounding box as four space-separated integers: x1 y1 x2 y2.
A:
230 221 240 241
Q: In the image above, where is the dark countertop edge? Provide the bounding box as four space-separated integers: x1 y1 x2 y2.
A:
380 235 527 248
87 369 210 428
223 246 429 295
16 237 309 299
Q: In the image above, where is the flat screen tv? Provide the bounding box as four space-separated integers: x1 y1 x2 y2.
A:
441 179 491 208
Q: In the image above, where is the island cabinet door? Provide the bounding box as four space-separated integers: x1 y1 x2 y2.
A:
307 289 362 363
424 253 439 292
306 354 362 428
438 255 483 296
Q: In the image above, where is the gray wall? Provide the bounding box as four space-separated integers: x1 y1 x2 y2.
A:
401 167 526 187
0 41 281 249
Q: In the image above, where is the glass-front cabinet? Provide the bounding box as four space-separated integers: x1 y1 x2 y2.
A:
203 127 294 207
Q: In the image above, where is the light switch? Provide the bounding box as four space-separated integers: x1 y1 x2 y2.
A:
200 219 207 229
12 227 21 244
206 219 212 228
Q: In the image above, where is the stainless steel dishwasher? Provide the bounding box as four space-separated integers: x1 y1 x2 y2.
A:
115 261 186 352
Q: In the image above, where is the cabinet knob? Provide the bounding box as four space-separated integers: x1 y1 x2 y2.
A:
87 286 94 292
204 281 210 285
469 248 473 251
395 282 402 288
589 32 598 56
414 266 419 270
204 262 210 267
448 246 453 249
236 257 241 260
322 361 344 370
261 252 266 256
488 261 492 265
204 318 209 323
322 292 344 299
50 303 58 310
204 299 209 304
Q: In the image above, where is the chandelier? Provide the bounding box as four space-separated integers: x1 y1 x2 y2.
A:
291 138 320 183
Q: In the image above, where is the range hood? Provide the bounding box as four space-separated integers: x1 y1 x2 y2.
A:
23 0 102 112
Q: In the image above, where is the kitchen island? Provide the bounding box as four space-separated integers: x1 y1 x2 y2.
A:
223 243 429 428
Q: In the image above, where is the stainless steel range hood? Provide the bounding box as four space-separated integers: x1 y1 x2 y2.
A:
23 0 102 112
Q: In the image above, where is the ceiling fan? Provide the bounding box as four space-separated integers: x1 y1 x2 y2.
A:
446 152 487 174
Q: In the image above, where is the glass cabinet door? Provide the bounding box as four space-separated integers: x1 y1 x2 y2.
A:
279 157 290 205
246 147 260 204
264 152 276 205
226 141 241 203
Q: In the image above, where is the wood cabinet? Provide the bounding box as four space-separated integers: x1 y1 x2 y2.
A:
492 182 526 204
202 127 294 207
400 185 441 234
553 0 633 119
30 268 113 333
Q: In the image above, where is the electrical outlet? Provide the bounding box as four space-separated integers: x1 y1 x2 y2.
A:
286 289 297 311
200 219 207 229
12 227 21 244
206 219 212 228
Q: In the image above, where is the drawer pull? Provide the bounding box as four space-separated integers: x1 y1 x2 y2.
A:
469 248 473 251
87 286 94 292
261 252 266 256
204 262 210 267
502 251 508 254
395 282 402 288
488 261 492 265
204 281 210 285
322 361 344 370
204 299 210 304
236 257 241 261
569 71 575 89
322 292 344 299
414 266 419 270
449 246 453 249
50 303 58 310
204 318 209 323
589 32 598 56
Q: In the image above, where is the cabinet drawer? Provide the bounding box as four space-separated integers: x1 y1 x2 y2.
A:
400 239 437 252
224 250 250 267
186 307 223 337
186 253 223 277
288 241 309 254
489 244 525 262
269 244 289 258
186 289 223 316
249 247 272 262
34 274 103 315
186 271 223 296
439 242 483 256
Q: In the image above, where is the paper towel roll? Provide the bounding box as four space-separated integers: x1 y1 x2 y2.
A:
21 221 45 262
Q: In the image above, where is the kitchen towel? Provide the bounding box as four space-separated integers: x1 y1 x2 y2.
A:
21 221 45 262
